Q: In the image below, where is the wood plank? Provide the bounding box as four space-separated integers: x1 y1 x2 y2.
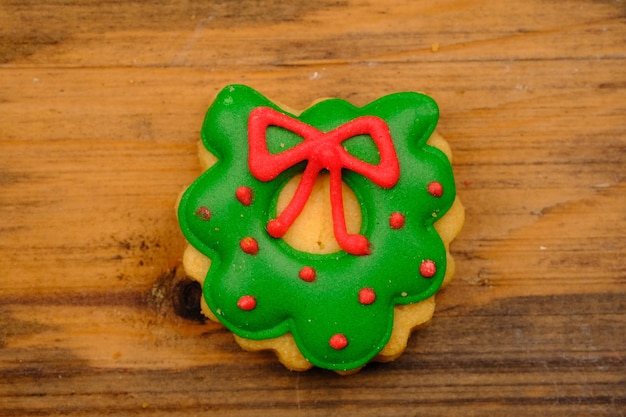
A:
1 293 623 416
0 0 624 415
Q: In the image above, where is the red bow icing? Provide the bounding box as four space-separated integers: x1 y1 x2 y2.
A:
248 107 400 256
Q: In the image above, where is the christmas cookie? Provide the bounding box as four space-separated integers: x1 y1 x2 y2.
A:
177 84 464 373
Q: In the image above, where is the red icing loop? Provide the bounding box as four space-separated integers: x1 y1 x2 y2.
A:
235 186 253 206
195 206 211 221
427 181 443 198
298 266 316 282
329 333 348 350
237 295 257 311
419 259 437 278
248 107 399 256
389 212 405 229
358 287 376 305
240 237 259 255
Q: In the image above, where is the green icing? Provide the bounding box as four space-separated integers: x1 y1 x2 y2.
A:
178 84 456 371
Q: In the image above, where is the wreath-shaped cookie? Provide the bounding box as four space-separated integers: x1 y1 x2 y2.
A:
177 85 462 372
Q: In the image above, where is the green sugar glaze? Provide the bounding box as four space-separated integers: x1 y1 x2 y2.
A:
178 85 456 371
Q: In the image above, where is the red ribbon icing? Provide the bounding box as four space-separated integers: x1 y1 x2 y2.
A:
248 107 400 256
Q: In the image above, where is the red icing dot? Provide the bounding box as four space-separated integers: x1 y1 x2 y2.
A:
194 206 211 221
427 181 443 197
329 333 348 350
237 295 256 311
420 260 437 278
389 212 405 229
240 237 259 255
299 266 316 282
358 288 376 305
235 186 253 206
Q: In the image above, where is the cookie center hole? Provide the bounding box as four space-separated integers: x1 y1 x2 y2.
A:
276 172 362 254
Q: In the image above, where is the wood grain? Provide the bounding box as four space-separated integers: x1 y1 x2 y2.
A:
1 0 625 415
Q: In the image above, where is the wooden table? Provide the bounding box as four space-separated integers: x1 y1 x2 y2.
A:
1 1 624 415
